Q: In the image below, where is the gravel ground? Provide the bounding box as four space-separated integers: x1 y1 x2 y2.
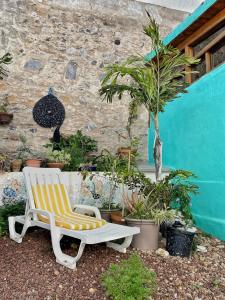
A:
0 229 225 300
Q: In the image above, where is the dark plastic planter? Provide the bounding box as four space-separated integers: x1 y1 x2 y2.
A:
166 226 195 257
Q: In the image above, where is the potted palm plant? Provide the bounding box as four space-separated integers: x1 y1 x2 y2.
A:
99 15 199 181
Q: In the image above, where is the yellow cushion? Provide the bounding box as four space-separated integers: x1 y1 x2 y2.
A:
32 183 106 230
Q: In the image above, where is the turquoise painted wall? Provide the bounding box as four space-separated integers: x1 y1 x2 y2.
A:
148 63 225 240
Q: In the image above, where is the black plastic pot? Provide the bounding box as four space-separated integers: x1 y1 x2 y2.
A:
160 221 169 238
166 225 195 257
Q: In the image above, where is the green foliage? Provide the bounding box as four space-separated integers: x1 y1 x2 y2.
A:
0 103 7 112
45 130 98 171
99 15 199 181
46 147 71 164
16 135 32 160
102 254 157 300
0 153 7 162
166 170 199 222
16 135 44 161
0 202 25 236
117 168 198 222
99 17 198 117
94 149 131 172
0 53 12 80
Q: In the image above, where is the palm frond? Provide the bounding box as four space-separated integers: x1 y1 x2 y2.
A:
0 53 12 80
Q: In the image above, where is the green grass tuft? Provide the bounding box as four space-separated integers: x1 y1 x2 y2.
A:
101 253 157 300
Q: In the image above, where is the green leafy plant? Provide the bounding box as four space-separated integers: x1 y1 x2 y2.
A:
102 254 157 300
46 148 71 164
0 52 12 80
100 15 199 181
0 103 8 113
0 202 25 236
0 153 7 162
166 170 199 223
16 135 32 160
45 130 98 171
116 167 198 223
94 149 130 172
123 190 175 223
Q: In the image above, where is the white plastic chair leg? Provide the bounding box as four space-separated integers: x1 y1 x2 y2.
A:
107 235 133 253
52 230 86 270
8 216 31 244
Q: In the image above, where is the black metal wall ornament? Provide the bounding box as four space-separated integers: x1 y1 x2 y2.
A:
32 88 65 143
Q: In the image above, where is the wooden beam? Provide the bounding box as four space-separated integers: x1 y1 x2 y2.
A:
185 46 193 83
178 8 225 50
205 51 212 73
196 29 225 58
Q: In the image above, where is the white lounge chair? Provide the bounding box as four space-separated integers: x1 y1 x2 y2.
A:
8 167 140 269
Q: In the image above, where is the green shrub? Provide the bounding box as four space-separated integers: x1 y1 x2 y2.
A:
45 130 98 171
0 202 25 236
102 254 157 300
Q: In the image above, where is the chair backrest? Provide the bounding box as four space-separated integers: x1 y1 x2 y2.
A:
23 167 72 217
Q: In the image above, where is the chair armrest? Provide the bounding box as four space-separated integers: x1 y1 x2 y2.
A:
28 209 55 227
73 204 101 219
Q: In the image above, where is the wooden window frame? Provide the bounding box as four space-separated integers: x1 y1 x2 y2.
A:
179 8 225 83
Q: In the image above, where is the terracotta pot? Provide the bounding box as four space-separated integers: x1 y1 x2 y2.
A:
0 112 13 125
47 162 65 170
117 147 137 158
11 159 22 172
100 209 121 222
25 159 42 168
110 211 126 225
126 217 159 250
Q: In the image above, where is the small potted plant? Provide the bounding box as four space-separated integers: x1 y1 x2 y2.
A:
0 153 7 172
115 168 175 250
25 152 43 168
100 200 121 222
117 137 139 160
46 148 71 170
15 135 42 168
11 155 22 172
125 192 175 250
0 102 13 125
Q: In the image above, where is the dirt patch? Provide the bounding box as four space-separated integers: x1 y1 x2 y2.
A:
0 229 224 299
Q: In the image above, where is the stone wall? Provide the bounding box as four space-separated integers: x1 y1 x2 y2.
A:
0 0 187 160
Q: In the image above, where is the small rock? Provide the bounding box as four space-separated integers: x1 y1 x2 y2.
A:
196 245 207 252
54 270 59 276
89 288 96 294
58 284 63 289
65 61 77 80
156 248 169 258
24 59 43 71
186 293 193 300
